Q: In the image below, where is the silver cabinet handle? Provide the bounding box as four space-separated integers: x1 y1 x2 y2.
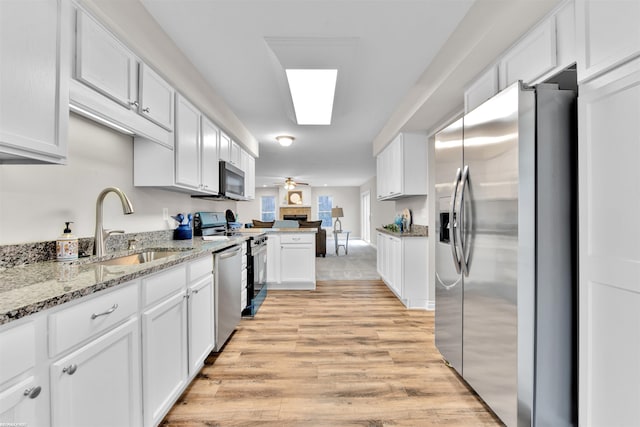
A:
91 303 118 319
24 386 41 399
218 246 242 260
142 107 150 113
62 364 77 375
456 165 470 276
129 101 139 107
449 167 462 274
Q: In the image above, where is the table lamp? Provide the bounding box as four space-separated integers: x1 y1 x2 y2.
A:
331 207 344 233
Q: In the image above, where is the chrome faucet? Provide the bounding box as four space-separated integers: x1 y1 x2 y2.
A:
94 187 134 257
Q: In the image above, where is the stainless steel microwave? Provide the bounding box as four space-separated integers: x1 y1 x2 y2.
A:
219 161 245 200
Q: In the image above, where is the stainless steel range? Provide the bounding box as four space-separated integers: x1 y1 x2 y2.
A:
194 212 267 317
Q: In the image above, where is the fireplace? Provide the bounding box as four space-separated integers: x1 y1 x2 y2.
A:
280 206 311 220
283 214 307 221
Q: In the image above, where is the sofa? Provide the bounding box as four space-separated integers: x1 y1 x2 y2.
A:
252 219 327 257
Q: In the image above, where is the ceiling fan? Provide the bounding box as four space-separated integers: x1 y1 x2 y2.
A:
277 177 309 190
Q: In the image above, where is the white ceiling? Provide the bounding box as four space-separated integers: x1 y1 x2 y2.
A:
140 0 560 188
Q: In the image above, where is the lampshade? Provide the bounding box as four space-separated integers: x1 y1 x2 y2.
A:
331 207 344 218
276 135 294 147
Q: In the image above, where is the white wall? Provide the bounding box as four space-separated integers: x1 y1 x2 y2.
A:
0 114 236 245
236 187 278 224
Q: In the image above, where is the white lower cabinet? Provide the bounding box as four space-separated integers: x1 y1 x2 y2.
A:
0 319 49 427
50 317 141 427
187 269 215 376
277 233 316 290
376 232 431 309
141 267 188 427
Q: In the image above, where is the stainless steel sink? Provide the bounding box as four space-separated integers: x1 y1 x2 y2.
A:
97 250 187 266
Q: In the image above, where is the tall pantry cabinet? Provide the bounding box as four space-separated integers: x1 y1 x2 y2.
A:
576 0 640 425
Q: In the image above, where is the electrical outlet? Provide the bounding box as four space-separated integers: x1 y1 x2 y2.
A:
162 208 169 221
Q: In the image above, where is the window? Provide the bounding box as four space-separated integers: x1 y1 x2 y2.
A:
261 196 276 221
318 195 333 227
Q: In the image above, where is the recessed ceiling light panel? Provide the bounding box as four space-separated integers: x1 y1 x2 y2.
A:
285 69 337 125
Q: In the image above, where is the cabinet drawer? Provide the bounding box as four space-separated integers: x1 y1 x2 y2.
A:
142 265 187 307
0 321 36 385
280 234 314 244
188 256 212 283
49 281 138 357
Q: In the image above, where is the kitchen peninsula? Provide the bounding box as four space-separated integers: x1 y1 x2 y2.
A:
258 227 317 290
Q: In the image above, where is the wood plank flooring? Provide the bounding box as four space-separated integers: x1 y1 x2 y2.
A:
161 280 503 426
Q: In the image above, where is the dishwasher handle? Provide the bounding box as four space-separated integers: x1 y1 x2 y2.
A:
217 245 242 260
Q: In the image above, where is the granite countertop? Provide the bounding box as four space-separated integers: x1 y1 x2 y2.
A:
376 224 429 238
0 235 253 326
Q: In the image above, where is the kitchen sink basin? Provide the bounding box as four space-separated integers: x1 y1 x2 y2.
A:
97 250 188 266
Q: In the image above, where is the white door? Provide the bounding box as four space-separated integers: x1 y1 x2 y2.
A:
187 276 215 375
361 191 371 243
280 243 314 283
142 291 188 427
174 95 201 190
200 116 220 194
50 318 141 427
75 9 136 108
138 63 174 131
0 377 46 426
0 0 69 163
578 57 640 426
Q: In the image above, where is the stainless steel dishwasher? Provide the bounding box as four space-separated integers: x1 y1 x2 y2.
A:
213 244 242 351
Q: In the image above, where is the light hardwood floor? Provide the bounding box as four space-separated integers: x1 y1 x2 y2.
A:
161 280 503 426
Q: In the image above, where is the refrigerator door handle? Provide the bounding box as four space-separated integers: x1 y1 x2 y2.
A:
456 165 470 276
449 167 462 274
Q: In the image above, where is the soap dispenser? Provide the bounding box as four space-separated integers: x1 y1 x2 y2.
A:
56 222 78 261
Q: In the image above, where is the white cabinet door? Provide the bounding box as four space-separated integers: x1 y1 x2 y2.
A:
201 116 220 194
139 63 174 131
187 276 215 376
387 136 403 197
174 95 201 190
266 234 281 284
75 9 136 109
576 0 640 82
230 140 242 167
389 236 402 297
376 155 385 200
142 291 188 427
0 376 47 426
50 318 141 427
280 243 315 284
219 131 231 162
499 17 557 88
465 66 499 113
0 0 69 164
243 150 255 200
578 57 640 426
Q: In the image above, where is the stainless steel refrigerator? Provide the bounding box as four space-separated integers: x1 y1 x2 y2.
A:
435 82 577 426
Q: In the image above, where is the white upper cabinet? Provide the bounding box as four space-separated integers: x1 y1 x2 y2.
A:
174 95 202 191
70 5 173 147
219 132 231 162
499 17 557 88
0 0 70 164
242 150 256 200
376 133 428 200
138 63 174 131
465 0 575 111
230 140 242 167
576 0 640 83
75 9 137 109
464 66 499 113
201 116 220 194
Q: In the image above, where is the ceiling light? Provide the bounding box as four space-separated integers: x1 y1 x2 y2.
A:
276 135 295 147
285 69 337 125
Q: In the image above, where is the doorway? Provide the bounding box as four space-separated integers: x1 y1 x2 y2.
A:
361 191 371 243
